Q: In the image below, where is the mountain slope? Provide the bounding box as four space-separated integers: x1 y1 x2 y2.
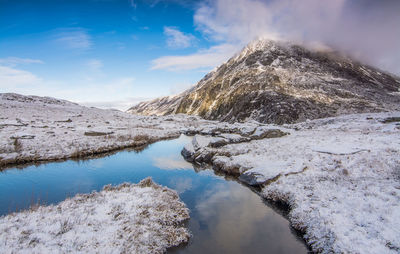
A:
128 39 400 124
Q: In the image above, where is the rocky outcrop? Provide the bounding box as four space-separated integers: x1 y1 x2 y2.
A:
128 39 400 124
181 125 289 180
178 112 400 253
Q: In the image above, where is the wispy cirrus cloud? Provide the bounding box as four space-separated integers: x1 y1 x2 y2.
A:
151 43 240 71
0 57 44 88
0 65 42 87
164 26 196 49
0 57 44 67
54 28 92 50
86 59 103 72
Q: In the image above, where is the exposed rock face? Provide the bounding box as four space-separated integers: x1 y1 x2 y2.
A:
128 94 184 116
128 39 400 124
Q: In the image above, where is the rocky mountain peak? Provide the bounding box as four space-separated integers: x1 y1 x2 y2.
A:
128 39 400 124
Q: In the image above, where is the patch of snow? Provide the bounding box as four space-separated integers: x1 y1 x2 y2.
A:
192 135 213 150
188 92 198 113
218 133 247 143
3 93 400 253
0 178 190 253
0 93 216 168
183 112 400 253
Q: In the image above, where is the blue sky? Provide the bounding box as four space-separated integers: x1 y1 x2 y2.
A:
1 0 399 110
0 0 223 109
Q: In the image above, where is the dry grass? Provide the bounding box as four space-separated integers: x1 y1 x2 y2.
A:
0 179 190 253
133 134 151 142
116 134 133 142
70 148 84 158
13 138 22 153
84 131 114 136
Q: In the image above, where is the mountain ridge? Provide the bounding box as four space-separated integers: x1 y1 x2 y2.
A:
128 39 400 124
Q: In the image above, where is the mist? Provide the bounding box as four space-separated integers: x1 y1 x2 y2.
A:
194 0 400 75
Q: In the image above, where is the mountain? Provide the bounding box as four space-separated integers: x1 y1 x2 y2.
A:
128 39 400 124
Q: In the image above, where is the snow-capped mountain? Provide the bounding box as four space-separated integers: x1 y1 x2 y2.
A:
128 39 400 124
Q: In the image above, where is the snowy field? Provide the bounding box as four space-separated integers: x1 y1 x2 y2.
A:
0 93 216 168
182 112 400 253
1 93 399 253
0 93 269 169
0 178 190 253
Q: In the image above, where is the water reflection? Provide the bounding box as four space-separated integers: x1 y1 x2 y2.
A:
169 177 193 194
0 135 308 253
173 182 306 254
153 156 193 170
85 160 105 170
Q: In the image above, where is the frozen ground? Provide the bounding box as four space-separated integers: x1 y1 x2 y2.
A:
0 93 271 169
182 112 400 253
0 177 190 253
2 93 399 253
0 93 220 168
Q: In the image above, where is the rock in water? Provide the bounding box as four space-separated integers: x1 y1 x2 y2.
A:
128 39 400 124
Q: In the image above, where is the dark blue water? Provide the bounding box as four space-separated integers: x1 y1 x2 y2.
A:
0 135 308 253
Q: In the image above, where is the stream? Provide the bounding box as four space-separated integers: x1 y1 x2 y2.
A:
0 135 309 253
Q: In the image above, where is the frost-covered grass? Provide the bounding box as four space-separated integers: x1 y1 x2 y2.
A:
2 93 400 253
0 93 269 169
0 93 216 169
0 178 190 254
181 112 400 253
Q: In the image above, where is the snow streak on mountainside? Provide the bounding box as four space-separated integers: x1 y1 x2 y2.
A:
128 39 400 124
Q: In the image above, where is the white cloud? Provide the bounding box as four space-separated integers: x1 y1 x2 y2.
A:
0 58 44 90
152 0 400 75
54 28 92 50
80 97 150 111
194 0 279 44
86 59 103 72
63 77 136 101
164 26 196 49
193 0 400 74
151 43 240 71
52 77 148 111
0 62 141 110
0 57 44 67
0 65 42 87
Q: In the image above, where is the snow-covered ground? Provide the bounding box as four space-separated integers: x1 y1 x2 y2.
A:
0 177 190 253
0 93 270 169
182 112 400 253
2 93 400 253
0 93 218 168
